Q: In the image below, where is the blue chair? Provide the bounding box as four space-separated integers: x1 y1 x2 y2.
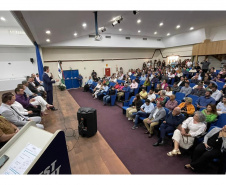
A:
175 92 185 101
187 94 199 104
189 83 196 88
211 113 226 128
134 87 139 95
147 85 152 92
124 92 130 101
216 82 224 90
117 80 122 84
89 82 97 93
122 96 135 114
170 78 175 85
176 100 182 105
216 70 220 74
139 80 145 86
110 94 117 106
164 107 170 115
109 82 116 87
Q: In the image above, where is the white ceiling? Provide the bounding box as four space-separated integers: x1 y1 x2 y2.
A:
20 11 226 46
2 11 226 47
0 11 20 27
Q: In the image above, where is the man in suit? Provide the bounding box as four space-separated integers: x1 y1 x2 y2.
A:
42 66 59 111
143 101 166 138
153 107 184 146
0 92 43 129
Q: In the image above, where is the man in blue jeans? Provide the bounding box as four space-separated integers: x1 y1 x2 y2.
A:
132 99 154 130
76 74 83 88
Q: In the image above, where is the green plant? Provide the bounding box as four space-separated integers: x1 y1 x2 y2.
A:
58 83 66 91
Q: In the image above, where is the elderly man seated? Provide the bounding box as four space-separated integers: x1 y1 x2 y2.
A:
153 107 184 146
83 76 93 92
130 79 138 93
143 101 166 138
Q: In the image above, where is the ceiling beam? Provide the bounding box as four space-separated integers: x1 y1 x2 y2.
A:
11 11 36 44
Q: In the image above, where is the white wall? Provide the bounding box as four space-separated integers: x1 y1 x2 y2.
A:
0 47 38 91
210 24 226 42
42 47 156 85
43 34 165 49
0 27 33 46
162 29 206 48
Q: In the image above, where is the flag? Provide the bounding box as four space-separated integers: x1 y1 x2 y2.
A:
58 61 65 84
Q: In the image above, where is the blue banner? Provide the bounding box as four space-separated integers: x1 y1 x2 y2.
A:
34 42 44 81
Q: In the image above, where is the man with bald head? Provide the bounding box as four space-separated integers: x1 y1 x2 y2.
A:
153 107 184 146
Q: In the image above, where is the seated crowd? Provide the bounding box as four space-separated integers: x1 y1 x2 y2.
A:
83 58 226 174
0 73 56 148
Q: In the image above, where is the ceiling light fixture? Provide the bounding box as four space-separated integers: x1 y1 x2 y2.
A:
159 22 163 26
137 19 141 24
154 32 157 35
190 27 194 30
46 39 50 42
167 33 170 36
99 27 107 32
74 33 78 36
46 30 51 34
82 23 87 28
0 17 6 21
112 16 123 27
119 28 122 31
176 25 180 29
138 30 141 33
133 11 139 15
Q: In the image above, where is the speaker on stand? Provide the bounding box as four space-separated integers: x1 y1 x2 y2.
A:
77 107 97 137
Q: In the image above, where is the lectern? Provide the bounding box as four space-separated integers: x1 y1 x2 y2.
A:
0 121 71 174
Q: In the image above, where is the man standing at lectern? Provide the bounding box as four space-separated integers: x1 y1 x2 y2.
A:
43 66 59 111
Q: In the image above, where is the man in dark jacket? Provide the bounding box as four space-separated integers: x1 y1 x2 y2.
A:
153 107 184 146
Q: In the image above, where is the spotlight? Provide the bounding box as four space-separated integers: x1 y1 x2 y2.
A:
133 11 139 15
112 16 123 26
99 27 107 32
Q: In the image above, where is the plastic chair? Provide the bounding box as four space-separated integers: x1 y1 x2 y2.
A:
110 94 117 106
211 113 226 128
170 78 175 85
216 82 224 90
122 96 135 114
189 83 196 88
187 94 199 104
134 87 139 95
175 92 185 101
124 92 130 101
109 82 116 87
139 80 145 86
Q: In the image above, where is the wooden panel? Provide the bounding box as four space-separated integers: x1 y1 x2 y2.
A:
193 40 226 56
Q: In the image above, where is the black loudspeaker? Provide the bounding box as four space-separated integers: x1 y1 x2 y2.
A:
77 107 97 137
30 58 34 63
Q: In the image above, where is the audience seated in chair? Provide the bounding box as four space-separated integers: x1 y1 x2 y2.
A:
191 82 206 97
196 90 216 110
126 94 143 121
103 86 116 106
153 107 184 146
147 89 156 103
180 82 192 97
139 88 148 100
131 99 154 130
117 83 130 101
211 84 223 103
216 95 226 114
185 125 226 173
83 76 93 92
178 97 195 118
201 104 218 130
167 111 206 157
97 83 109 100
143 101 166 137
165 95 178 111
129 80 138 94
171 82 181 94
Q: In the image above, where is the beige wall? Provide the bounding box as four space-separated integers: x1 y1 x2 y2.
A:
42 48 157 85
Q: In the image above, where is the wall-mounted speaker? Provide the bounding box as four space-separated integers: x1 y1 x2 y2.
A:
30 58 34 64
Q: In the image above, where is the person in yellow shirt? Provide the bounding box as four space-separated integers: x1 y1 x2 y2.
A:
139 88 148 100
177 97 195 118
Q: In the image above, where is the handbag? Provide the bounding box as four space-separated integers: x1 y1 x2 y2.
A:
177 124 190 144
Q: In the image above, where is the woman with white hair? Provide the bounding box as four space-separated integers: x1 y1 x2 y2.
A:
167 111 206 156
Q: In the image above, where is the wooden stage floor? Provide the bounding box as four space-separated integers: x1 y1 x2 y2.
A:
0 88 130 174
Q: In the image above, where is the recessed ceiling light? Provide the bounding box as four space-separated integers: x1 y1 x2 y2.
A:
46 30 51 34
46 39 50 42
138 30 141 33
190 27 194 30
176 25 180 29
74 33 78 36
119 28 122 31
82 23 87 28
167 33 170 36
137 19 141 23
159 22 163 26
154 32 157 35
0 17 6 21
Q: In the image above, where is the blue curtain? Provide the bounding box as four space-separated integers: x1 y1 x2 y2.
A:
34 42 44 81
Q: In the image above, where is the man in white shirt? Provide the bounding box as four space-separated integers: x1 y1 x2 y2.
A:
132 99 154 130
217 95 226 114
147 89 156 102
130 80 138 93
211 85 223 102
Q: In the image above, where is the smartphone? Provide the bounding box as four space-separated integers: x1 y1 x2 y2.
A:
0 155 9 168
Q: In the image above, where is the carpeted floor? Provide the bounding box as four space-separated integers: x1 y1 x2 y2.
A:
69 88 195 174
